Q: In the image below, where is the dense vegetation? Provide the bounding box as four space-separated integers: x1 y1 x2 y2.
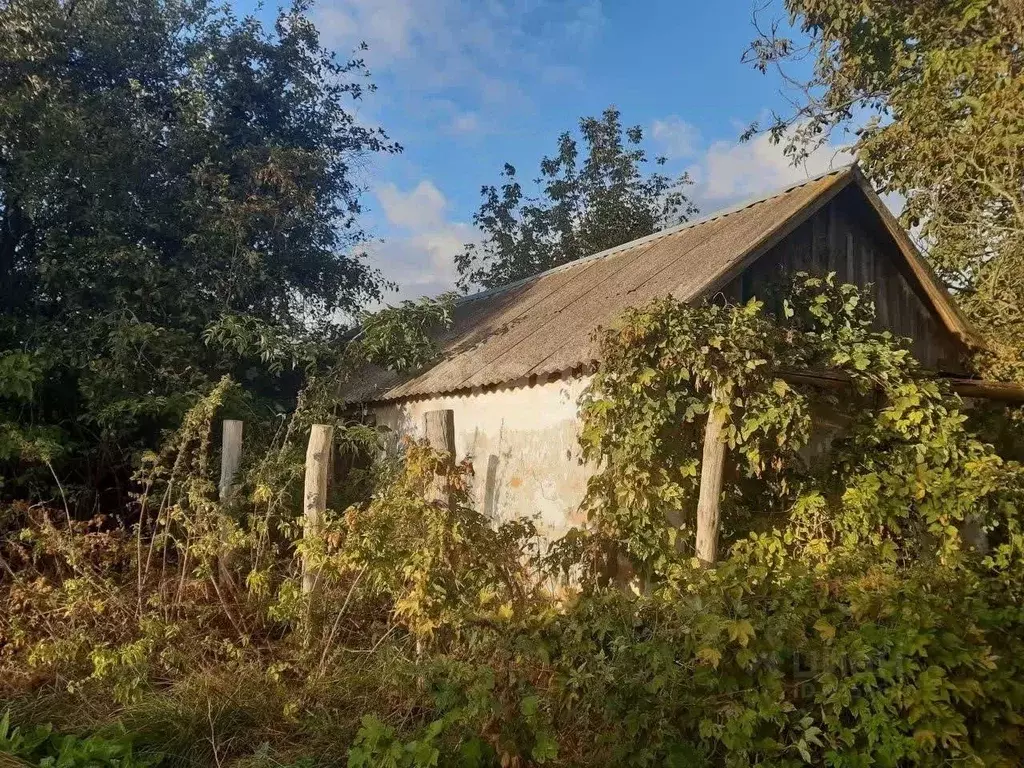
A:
746 0 1024 381
1 713 158 768
0 0 398 509
3 276 1024 766
3 1 1024 766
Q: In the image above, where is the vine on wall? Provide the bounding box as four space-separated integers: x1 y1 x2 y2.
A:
577 273 1024 576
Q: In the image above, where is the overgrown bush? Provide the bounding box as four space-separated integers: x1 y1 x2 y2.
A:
0 377 541 763
578 273 1023 575
333 440 540 646
4 275 1024 767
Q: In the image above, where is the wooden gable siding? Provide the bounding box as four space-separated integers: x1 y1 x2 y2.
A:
721 186 965 373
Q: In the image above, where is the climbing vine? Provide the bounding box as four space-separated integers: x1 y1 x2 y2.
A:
579 273 1024 575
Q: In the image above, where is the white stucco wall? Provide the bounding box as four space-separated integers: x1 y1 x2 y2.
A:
372 376 594 539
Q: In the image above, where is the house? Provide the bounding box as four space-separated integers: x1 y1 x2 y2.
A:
343 164 1016 540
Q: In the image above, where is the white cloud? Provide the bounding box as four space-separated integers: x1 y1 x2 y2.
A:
312 1 607 304
687 129 855 211
314 0 605 107
651 116 700 160
315 0 415 60
365 180 472 304
377 180 448 232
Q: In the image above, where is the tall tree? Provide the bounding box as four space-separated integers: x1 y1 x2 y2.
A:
745 0 1024 380
0 0 398 504
455 107 697 291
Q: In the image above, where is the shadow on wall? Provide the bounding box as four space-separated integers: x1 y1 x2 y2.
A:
372 395 591 541
377 400 494 488
376 411 504 521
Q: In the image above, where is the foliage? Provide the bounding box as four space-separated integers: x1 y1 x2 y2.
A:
4 278 1024 767
577 294 810 570
331 440 540 645
577 272 992 572
529 543 1024 766
744 0 1024 381
356 293 459 373
340 540 1024 766
454 107 697 291
0 353 61 467
0 0 398 508
0 380 543 763
1 711 159 768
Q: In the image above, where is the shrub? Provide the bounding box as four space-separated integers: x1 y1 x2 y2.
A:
345 274 1024 765
0 711 160 768
3 275 1024 767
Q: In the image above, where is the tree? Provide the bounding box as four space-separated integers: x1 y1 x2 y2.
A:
0 0 398 506
744 0 1024 380
455 107 697 291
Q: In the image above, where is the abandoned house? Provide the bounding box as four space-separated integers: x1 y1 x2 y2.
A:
342 164 1021 540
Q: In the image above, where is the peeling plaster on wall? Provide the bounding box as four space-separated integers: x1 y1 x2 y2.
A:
371 376 594 540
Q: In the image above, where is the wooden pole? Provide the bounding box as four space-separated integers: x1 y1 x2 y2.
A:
217 419 243 589
424 409 456 458
423 409 455 504
695 403 728 566
219 419 244 501
302 423 334 595
777 368 1024 404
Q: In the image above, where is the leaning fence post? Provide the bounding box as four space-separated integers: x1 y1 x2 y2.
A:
695 400 728 567
302 423 334 595
423 409 456 505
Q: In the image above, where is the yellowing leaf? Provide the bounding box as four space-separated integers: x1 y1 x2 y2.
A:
696 646 722 668
813 618 836 641
726 618 756 648
913 729 936 748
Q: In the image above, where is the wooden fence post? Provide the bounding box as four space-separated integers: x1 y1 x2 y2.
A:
424 409 455 457
302 423 334 595
219 419 244 501
423 409 455 504
695 402 728 567
217 419 244 589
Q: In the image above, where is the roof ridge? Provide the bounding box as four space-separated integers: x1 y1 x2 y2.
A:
457 163 857 306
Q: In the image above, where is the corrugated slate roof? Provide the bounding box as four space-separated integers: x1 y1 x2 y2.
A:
343 165 973 404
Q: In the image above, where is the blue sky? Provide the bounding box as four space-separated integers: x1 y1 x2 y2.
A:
237 0 855 304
